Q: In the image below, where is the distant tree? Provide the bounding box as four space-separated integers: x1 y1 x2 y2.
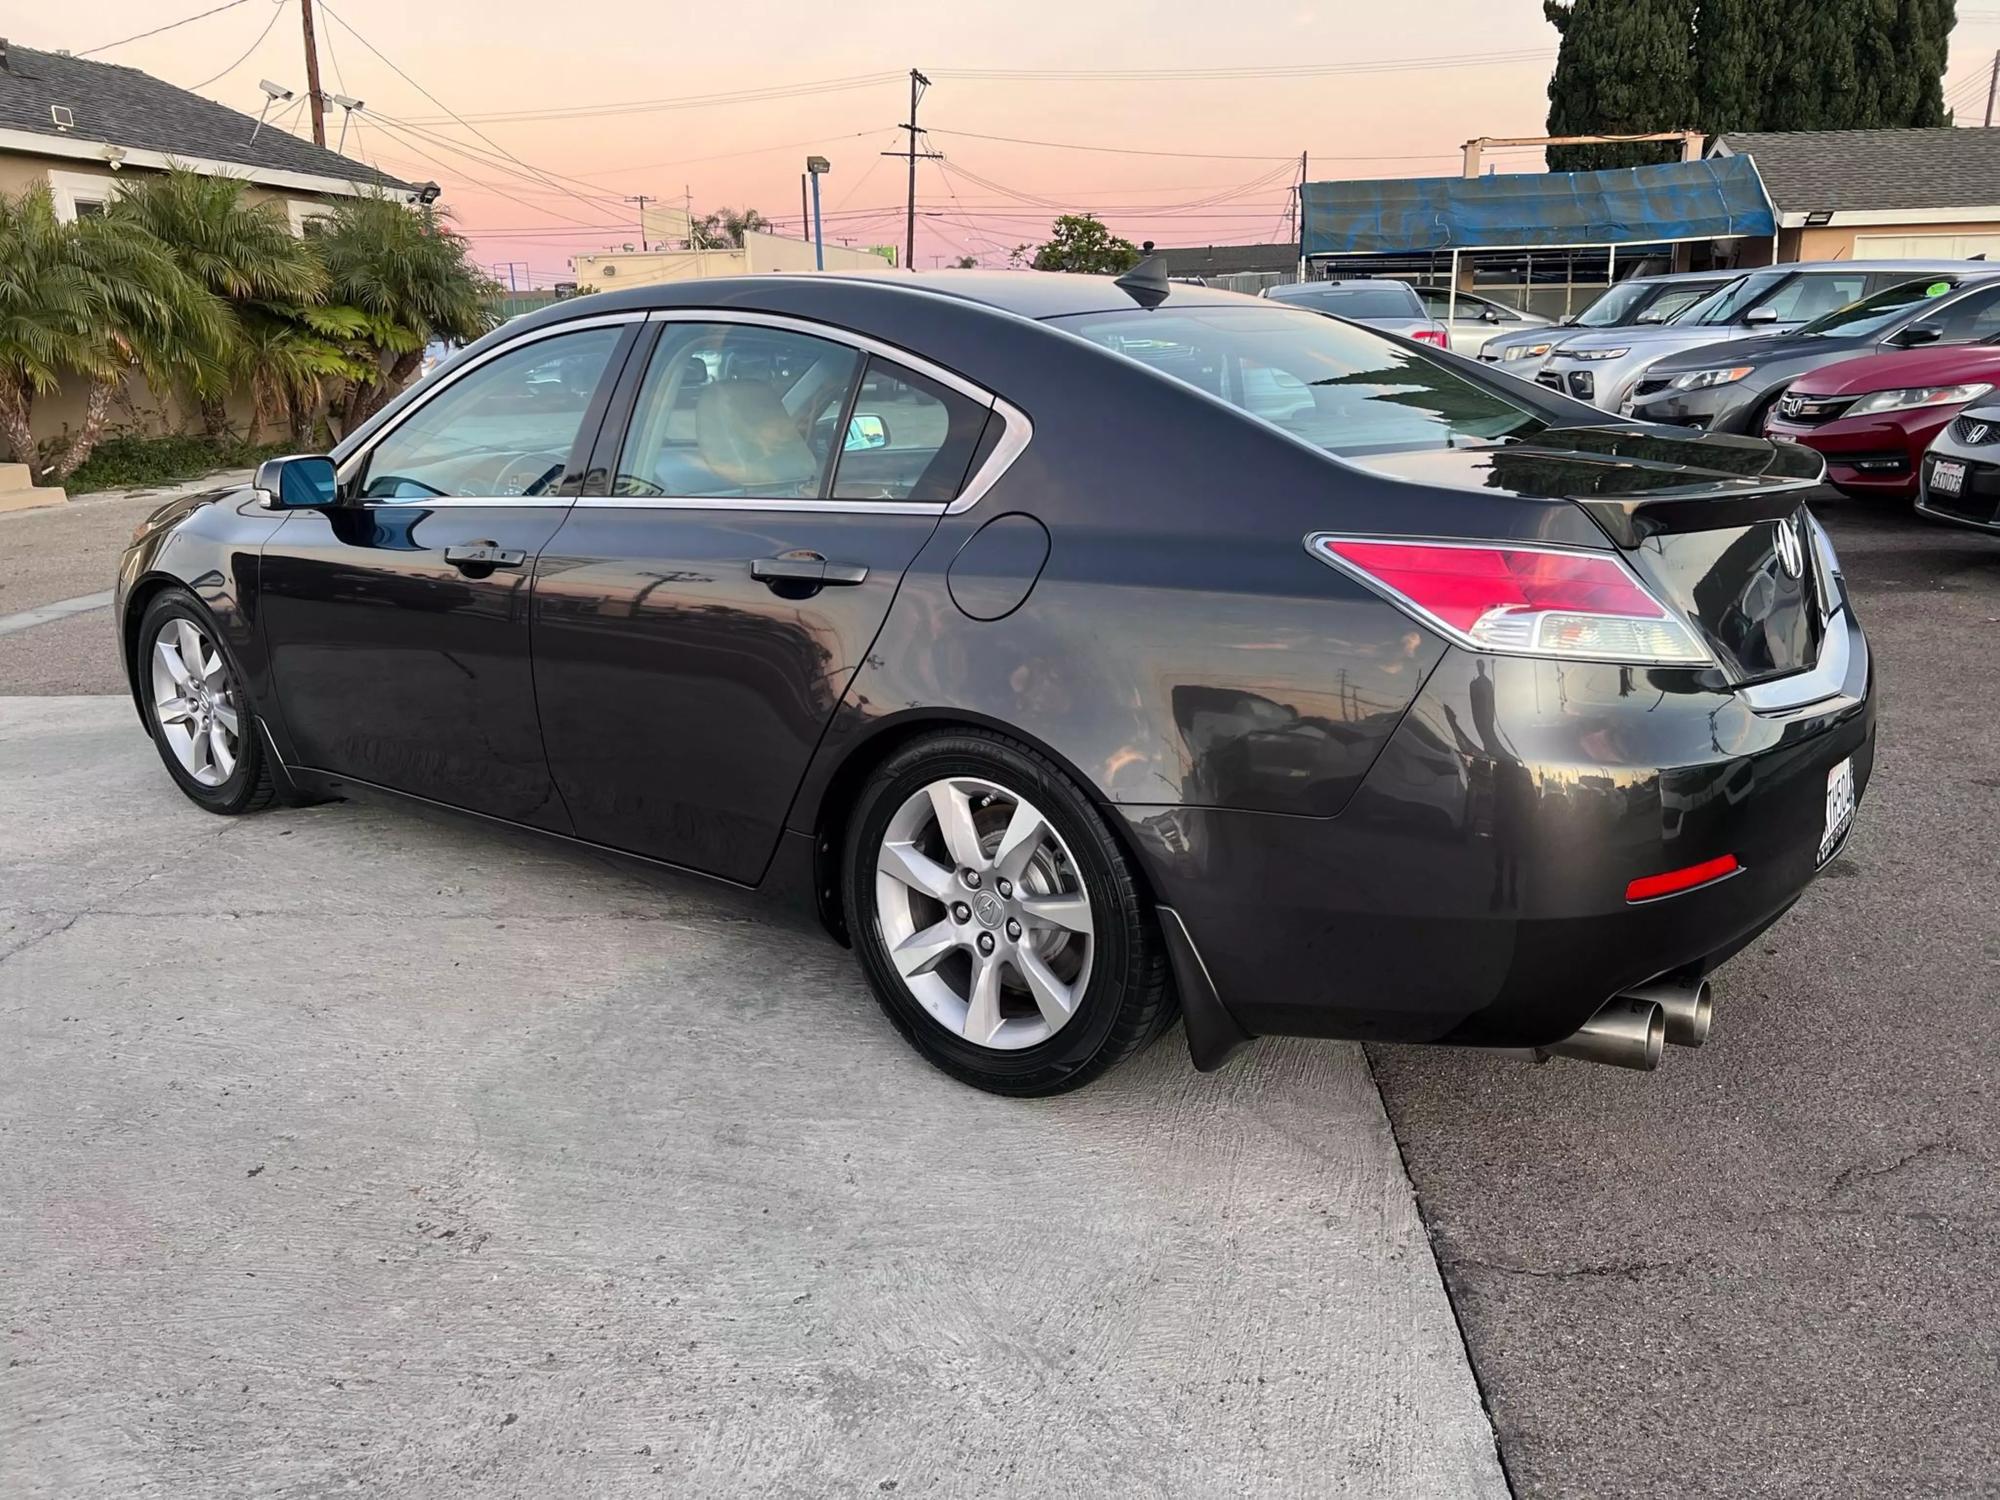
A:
950 255 980 269
693 207 769 248
1690 0 1766 136
1009 214 1141 275
1543 0 1699 170
1761 0 1952 129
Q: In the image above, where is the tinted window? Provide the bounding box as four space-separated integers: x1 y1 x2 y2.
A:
1683 273 1781 325
1059 304 1546 457
1797 275 1961 337
1277 284 1425 319
358 326 621 500
1760 271 1872 324
1637 283 1725 323
1417 288 1516 321
1573 282 1654 327
832 358 989 502
615 323 861 499
1938 284 2000 341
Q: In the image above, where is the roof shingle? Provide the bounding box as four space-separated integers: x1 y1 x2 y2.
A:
0 40 411 192
1717 128 2000 213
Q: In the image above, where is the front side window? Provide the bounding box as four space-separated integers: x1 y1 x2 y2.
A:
1058 304 1546 457
1797 276 1962 338
832 358 990 501
357 326 622 500
615 323 860 499
1681 273 1779 325
1938 284 2000 341
1760 271 1873 324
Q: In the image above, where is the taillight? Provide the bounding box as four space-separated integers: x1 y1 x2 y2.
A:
1412 329 1449 348
1307 535 1712 665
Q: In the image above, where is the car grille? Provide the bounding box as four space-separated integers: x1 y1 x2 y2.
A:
1949 413 2000 445
1923 454 2000 525
1630 377 1672 403
1563 370 1595 401
1535 371 1564 394
1772 393 1856 427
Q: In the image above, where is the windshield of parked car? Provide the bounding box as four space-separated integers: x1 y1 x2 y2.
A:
1796 276 1961 337
1675 271 1786 326
1056 304 1548 456
1271 283 1425 319
1573 282 1653 327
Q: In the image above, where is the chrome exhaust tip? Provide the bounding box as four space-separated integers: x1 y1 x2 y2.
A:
1543 996 1665 1071
1621 976 1713 1048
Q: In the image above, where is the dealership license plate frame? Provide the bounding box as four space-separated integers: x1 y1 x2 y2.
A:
1818 756 1856 867
1931 459 1966 496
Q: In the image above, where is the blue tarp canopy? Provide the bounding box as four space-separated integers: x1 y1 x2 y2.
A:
1300 156 1774 257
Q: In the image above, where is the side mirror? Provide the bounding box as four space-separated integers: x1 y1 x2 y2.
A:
845 413 890 451
1480 307 1503 323
1743 305 1779 325
1892 321 1944 347
253 454 338 509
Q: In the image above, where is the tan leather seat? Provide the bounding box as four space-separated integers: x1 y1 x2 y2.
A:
695 382 820 492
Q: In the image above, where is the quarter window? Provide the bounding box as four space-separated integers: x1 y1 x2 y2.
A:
615 323 861 499
831 358 990 502
356 326 622 500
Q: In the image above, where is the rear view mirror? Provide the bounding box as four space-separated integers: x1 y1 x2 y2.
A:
845 413 890 451
253 454 338 509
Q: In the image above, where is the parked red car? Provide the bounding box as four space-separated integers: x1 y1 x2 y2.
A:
1762 342 2000 500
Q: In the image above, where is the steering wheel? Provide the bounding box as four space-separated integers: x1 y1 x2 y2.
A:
492 451 568 497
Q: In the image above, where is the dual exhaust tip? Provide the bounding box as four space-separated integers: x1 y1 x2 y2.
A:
1540 977 1713 1071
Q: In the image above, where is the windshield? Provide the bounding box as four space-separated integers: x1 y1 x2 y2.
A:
1056 304 1548 457
1797 275 1959 337
1273 284 1423 319
1574 282 1653 327
1676 272 1785 326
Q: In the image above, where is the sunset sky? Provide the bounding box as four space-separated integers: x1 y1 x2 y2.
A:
25 1 2000 284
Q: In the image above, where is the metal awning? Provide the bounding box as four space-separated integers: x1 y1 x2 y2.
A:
1300 155 1775 257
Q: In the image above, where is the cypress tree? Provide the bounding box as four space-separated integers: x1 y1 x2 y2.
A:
1544 0 1700 170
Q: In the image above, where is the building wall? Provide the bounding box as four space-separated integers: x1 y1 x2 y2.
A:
574 229 895 290
1770 218 2000 263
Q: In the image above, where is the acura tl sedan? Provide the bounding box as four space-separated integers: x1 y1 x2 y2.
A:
116 269 1873 1094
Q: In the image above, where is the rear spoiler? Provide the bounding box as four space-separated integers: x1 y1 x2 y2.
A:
1520 424 1823 547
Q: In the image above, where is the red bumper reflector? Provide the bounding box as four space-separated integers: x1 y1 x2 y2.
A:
1626 854 1740 903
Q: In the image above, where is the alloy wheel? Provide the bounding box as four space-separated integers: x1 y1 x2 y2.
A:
150 617 242 788
873 775 1096 1051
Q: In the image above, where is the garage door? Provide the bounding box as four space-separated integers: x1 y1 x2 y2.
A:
1852 231 2000 260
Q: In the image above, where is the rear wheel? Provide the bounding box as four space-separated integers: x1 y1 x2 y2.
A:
843 730 1173 1095
137 590 275 816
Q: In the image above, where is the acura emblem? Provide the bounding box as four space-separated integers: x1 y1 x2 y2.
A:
1774 518 1805 579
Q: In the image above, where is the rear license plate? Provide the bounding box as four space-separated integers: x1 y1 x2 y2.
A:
1818 756 1856 866
1931 459 1966 496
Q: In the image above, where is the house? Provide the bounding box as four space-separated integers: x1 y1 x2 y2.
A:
0 37 423 457
1711 128 2000 263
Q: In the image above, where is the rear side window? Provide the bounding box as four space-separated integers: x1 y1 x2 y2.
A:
832 358 990 502
1280 284 1424 319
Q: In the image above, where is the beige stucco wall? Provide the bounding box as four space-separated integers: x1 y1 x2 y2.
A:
574 229 895 290
1774 218 2000 263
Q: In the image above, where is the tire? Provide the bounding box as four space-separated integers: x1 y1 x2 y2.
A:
135 589 276 817
842 728 1174 1096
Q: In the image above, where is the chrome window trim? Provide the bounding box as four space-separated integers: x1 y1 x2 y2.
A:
335 312 647 503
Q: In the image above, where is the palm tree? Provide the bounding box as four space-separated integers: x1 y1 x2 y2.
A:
315 195 498 430
104 168 326 438
0 183 221 477
693 206 769 249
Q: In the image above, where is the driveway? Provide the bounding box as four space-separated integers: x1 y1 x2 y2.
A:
0 698 1503 1498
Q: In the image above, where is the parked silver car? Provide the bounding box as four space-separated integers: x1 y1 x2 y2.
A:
1479 270 1738 379
1537 260 1980 412
1405 286 1551 357
1260 280 1448 346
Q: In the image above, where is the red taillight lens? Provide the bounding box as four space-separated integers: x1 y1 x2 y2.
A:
1626 853 1740 903
1308 536 1711 665
1412 329 1449 348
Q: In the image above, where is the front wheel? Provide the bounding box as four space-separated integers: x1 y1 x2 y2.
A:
843 730 1173 1096
137 590 275 816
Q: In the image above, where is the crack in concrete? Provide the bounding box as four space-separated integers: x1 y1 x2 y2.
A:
1440 1253 1691 1283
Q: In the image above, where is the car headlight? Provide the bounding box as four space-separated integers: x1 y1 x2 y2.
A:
1566 347 1629 361
1670 365 1756 390
1845 382 1993 415
1504 342 1554 361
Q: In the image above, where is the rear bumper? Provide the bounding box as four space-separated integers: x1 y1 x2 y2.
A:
1122 618 1874 1051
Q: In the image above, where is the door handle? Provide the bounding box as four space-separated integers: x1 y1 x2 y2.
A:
750 556 868 587
444 542 528 571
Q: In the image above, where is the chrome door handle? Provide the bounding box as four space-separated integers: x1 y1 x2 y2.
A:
444 542 527 571
751 556 869 587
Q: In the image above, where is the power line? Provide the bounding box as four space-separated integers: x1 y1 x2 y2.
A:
188 0 290 91
80 0 251 57
401 72 903 127
361 113 629 229
928 49 1553 82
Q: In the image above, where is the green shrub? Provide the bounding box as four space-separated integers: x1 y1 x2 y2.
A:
60 434 294 495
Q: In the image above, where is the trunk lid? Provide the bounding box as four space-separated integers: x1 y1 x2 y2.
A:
1351 426 1828 683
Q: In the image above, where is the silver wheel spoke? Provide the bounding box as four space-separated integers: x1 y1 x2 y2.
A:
150 617 241 788
992 801 1049 883
175 621 206 680
1014 947 1076 1028
208 721 237 779
157 696 196 726
926 780 987 872
962 952 1005 1046
1019 893 1093 938
155 639 193 690
877 840 956 903
891 920 960 979
211 700 240 737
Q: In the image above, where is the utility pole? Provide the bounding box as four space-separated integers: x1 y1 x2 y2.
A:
299 0 326 147
1986 49 1999 127
625 194 652 252
800 174 811 241
883 69 941 271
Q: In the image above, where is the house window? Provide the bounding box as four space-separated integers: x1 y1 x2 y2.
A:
73 200 106 218
47 169 121 223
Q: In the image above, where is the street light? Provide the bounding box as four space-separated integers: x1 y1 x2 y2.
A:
805 156 831 271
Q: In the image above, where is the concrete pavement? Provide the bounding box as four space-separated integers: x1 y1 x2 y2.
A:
0 696 1506 1499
